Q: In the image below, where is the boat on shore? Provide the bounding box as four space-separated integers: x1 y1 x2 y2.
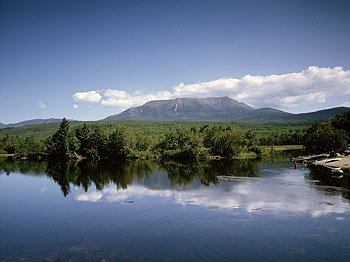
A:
306 157 349 177
292 154 329 164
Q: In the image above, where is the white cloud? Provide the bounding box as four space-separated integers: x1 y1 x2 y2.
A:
101 89 173 109
72 66 350 110
37 102 47 109
279 92 326 107
73 104 78 109
73 91 102 103
104 89 129 99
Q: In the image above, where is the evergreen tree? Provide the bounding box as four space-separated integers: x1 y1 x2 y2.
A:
89 126 109 159
46 118 71 159
108 125 130 159
75 123 91 157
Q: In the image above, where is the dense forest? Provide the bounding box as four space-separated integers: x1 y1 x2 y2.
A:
0 111 349 161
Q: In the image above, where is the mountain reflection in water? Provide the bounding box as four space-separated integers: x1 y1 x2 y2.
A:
1 157 350 217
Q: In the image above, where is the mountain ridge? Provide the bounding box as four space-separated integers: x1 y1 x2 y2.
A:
105 97 350 122
106 97 256 121
0 118 68 129
1 97 349 128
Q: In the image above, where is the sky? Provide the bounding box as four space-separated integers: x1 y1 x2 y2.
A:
1 0 350 124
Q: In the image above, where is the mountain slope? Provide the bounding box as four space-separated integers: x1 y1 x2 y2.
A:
240 108 292 121
283 107 350 122
106 97 256 121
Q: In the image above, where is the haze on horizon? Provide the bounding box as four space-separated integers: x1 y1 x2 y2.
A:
1 0 350 124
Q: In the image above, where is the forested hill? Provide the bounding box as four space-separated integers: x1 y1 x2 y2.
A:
239 107 350 122
105 97 350 122
0 118 66 129
282 107 350 122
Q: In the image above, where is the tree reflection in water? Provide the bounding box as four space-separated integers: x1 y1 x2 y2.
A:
1 157 350 200
307 170 350 200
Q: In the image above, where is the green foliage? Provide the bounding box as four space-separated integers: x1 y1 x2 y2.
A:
157 127 201 161
303 122 348 153
0 134 18 154
203 126 219 149
108 125 132 159
75 123 91 156
332 111 350 140
0 134 45 159
89 126 109 159
45 118 75 159
209 130 245 158
2 117 328 162
16 136 44 158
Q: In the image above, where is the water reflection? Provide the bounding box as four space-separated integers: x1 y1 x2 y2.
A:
307 170 350 200
1 157 350 217
74 171 350 217
0 158 260 196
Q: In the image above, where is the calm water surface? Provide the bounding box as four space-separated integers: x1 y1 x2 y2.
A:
1 158 350 261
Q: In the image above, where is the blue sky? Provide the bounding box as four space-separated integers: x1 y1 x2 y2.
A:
1 0 350 123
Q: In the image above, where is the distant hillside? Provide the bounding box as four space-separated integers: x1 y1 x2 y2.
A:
238 107 350 123
239 108 292 121
105 96 350 122
0 118 65 129
1 98 349 130
283 107 350 122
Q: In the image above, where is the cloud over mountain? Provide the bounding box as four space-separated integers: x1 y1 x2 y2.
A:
73 91 102 103
72 66 350 110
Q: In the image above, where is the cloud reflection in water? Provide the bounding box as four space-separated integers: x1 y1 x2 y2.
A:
75 175 350 217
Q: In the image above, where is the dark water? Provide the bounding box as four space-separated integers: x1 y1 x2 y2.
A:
1 158 350 261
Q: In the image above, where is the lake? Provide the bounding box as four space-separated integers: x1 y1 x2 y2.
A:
1 157 350 261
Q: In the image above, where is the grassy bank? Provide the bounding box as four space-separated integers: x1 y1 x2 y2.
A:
238 145 303 159
0 154 15 158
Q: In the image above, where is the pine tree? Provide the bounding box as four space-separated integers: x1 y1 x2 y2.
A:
46 118 71 159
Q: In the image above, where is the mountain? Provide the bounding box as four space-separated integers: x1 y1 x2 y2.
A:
1 98 349 129
106 97 257 121
105 97 350 122
0 118 64 129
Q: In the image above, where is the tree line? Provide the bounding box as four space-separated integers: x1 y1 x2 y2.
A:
1 111 349 160
303 111 350 154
